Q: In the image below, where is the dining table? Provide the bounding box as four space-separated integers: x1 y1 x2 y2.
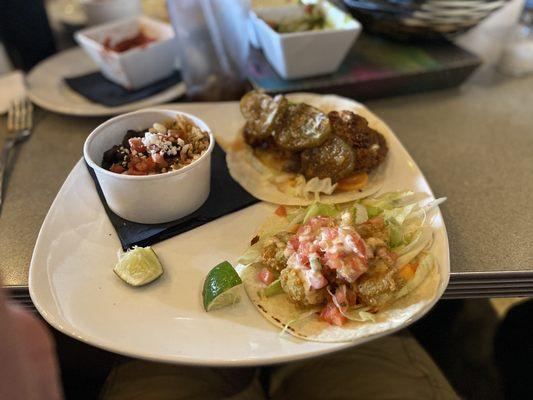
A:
1 68 533 309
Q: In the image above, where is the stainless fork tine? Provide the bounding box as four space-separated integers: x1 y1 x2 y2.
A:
7 102 15 132
16 98 24 131
26 100 33 129
19 99 26 130
1 97 35 213
13 98 20 131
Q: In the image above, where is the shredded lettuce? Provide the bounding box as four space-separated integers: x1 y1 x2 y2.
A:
264 279 283 297
343 308 376 323
362 190 416 210
279 309 320 337
237 241 262 267
326 286 376 323
303 177 337 196
388 223 403 248
394 253 434 300
303 202 338 223
366 205 381 218
395 227 433 267
353 203 369 224
383 203 417 226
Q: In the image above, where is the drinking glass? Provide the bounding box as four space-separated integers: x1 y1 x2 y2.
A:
167 0 251 101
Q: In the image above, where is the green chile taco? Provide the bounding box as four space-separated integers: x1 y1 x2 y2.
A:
237 191 445 342
226 92 390 206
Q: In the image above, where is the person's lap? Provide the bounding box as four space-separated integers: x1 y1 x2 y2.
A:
100 331 459 400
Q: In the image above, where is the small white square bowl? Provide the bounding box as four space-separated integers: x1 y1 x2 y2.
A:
75 16 179 90
251 1 362 79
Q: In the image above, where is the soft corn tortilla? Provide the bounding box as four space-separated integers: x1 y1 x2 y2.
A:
226 93 391 206
241 253 440 343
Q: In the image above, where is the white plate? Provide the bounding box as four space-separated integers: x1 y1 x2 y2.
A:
29 101 450 366
47 0 87 28
26 48 186 117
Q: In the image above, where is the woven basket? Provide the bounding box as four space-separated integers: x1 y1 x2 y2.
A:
343 0 509 42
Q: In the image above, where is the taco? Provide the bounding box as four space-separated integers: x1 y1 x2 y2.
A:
226 92 390 206
237 191 445 342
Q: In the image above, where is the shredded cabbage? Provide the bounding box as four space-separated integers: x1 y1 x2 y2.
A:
264 279 283 297
361 190 416 210
236 243 262 268
343 308 376 322
326 286 376 323
279 308 320 337
383 203 417 226
303 177 337 196
303 202 338 223
353 203 369 224
388 223 403 248
394 253 434 300
395 228 433 267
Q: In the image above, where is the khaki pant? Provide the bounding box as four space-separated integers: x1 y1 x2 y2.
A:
100 331 459 400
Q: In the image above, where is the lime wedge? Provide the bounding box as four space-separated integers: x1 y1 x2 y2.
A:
203 261 242 311
113 246 163 287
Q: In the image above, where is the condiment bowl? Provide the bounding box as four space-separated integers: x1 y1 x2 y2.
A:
251 1 361 79
75 16 178 89
84 109 214 224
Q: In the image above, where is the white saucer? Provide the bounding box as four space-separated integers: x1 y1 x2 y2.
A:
26 47 186 117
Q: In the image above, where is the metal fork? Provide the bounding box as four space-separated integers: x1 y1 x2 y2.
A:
0 98 34 212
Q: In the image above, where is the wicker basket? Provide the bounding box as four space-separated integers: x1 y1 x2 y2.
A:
343 0 509 42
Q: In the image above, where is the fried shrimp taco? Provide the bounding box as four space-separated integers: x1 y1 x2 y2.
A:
238 191 445 342
226 91 390 205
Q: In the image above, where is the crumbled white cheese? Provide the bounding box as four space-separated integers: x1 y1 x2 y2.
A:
142 132 159 148
142 131 180 156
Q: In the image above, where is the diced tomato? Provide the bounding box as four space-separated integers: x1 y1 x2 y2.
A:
128 137 146 153
308 272 328 289
321 227 338 241
127 155 156 175
110 164 125 173
274 205 287 217
127 168 147 175
320 302 347 326
335 285 347 305
258 267 276 285
323 254 343 270
295 253 309 268
151 153 168 168
346 256 367 278
346 289 357 306
288 236 299 252
298 241 318 256
335 285 356 307
349 232 367 260
366 217 384 226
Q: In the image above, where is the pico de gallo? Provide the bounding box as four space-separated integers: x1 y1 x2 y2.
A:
253 193 441 327
102 115 210 175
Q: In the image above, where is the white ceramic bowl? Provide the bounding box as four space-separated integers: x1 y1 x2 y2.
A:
84 109 215 224
75 16 178 90
251 1 362 79
80 0 141 26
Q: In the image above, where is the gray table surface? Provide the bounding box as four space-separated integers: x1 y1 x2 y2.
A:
1 72 532 289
